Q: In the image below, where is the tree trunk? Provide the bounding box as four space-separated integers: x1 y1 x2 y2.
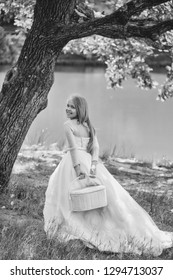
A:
0 52 60 192
0 0 74 193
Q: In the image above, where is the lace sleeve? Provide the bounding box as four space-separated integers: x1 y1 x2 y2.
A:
91 135 99 162
64 122 80 167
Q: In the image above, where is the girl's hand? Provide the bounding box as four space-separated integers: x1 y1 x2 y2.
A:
79 173 86 179
90 161 97 177
74 164 86 179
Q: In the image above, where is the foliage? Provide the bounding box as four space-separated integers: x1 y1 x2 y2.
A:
157 61 173 101
1 0 173 100
0 30 25 64
63 1 173 100
0 0 31 63
0 0 35 30
64 36 158 90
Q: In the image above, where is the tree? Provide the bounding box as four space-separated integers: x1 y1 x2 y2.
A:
0 0 173 193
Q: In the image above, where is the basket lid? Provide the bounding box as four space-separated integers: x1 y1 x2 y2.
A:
70 185 105 194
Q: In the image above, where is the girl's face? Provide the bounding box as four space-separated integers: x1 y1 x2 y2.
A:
66 99 77 119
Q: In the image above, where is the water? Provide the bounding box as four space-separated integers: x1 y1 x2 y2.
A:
1 66 173 161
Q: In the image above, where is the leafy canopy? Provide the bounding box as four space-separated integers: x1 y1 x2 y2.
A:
1 0 173 101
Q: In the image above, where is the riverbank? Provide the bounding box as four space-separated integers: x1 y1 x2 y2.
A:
0 144 173 260
57 52 171 73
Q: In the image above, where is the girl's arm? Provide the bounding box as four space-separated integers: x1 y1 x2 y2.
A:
64 123 85 177
90 135 99 176
91 135 99 162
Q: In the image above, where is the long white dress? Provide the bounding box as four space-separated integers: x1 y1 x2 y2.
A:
43 119 173 256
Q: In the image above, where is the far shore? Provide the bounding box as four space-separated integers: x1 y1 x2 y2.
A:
0 52 171 74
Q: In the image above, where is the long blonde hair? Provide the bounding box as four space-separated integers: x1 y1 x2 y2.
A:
68 95 95 154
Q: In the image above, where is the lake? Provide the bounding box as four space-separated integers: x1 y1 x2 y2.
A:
1 65 173 162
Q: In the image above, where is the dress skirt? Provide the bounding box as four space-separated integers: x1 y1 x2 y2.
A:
43 149 173 256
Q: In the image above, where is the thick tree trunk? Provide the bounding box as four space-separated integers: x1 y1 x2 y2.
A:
0 52 60 192
0 0 74 192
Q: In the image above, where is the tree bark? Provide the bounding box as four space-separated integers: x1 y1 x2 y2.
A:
0 0 74 192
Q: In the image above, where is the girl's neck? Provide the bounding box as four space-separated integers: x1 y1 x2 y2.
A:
69 118 88 127
69 117 78 121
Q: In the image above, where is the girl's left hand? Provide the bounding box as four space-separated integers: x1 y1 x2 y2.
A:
79 172 86 180
74 164 86 179
90 162 97 177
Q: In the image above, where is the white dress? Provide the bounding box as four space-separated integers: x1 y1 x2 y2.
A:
43 119 173 256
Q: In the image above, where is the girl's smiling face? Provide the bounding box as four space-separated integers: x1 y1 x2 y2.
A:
66 99 77 119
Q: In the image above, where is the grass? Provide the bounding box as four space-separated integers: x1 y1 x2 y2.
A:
100 144 136 162
0 146 173 260
0 210 173 260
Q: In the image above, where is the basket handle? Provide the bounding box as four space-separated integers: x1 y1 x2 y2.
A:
71 174 93 182
71 174 102 189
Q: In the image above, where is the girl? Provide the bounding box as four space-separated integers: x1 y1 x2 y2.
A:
43 95 173 256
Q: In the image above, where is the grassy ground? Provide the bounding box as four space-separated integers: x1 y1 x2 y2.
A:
0 145 173 260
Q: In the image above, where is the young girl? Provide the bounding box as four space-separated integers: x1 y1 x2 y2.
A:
43 95 173 256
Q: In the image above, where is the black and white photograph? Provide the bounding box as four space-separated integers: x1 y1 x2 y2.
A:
0 0 173 278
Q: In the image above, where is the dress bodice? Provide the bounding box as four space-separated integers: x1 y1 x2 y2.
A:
64 119 90 152
63 119 99 162
74 136 90 149
65 135 90 152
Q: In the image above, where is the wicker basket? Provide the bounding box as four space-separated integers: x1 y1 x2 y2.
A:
69 184 107 212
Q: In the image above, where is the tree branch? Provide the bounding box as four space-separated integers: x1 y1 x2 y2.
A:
126 19 173 40
51 0 171 40
53 18 173 46
113 0 171 22
93 19 173 41
79 0 171 26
